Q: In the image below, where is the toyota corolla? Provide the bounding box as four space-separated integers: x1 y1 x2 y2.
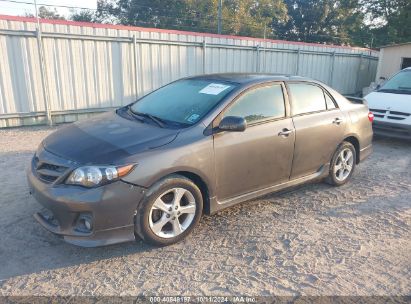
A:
27 74 373 247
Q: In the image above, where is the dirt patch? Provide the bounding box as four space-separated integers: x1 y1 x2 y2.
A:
0 126 410 296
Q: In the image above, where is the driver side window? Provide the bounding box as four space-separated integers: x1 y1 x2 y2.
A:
224 83 285 123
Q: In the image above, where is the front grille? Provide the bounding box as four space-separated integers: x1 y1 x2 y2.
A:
390 111 410 116
33 157 68 183
369 108 386 114
370 108 410 121
387 116 406 120
38 163 67 173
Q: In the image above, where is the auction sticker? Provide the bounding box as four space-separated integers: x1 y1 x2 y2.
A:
199 83 231 95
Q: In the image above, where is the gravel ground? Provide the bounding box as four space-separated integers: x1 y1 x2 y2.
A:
0 125 410 296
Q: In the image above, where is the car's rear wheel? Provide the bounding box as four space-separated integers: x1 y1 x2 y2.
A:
326 141 356 186
135 175 203 246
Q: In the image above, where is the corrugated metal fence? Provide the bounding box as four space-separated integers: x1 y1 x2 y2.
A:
0 15 379 128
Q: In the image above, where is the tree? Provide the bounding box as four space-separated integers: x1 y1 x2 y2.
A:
64 0 410 47
26 6 66 20
93 0 288 37
277 0 368 46
95 0 193 29
220 0 288 37
70 10 96 22
361 0 411 46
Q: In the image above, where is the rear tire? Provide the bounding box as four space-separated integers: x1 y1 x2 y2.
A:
135 174 203 246
326 141 356 186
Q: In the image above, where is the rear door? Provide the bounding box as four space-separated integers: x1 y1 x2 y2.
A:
213 82 295 201
287 82 346 179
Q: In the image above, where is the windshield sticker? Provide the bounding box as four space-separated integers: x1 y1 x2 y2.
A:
187 114 200 123
199 83 231 95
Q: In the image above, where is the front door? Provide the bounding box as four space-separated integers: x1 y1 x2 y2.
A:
213 83 295 201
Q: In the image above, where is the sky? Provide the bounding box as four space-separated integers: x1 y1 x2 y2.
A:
0 0 97 18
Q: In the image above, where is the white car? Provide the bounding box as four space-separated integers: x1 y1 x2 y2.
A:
365 67 411 139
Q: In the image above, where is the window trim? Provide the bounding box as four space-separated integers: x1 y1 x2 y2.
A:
323 90 338 110
401 57 411 70
212 81 290 130
285 81 339 117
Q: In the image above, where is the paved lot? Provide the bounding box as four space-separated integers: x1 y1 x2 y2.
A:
0 126 410 296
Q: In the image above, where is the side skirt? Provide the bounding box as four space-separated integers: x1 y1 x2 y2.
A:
208 164 330 214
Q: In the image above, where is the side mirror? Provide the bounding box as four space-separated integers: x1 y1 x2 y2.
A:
218 116 247 132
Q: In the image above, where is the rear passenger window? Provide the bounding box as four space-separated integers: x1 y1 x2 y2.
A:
289 83 327 115
224 84 285 123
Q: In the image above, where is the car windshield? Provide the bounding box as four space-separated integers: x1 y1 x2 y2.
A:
130 79 237 126
378 70 411 95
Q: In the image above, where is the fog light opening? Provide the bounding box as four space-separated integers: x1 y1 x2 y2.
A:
75 214 93 233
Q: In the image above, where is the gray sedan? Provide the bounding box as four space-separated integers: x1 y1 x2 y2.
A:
27 74 373 247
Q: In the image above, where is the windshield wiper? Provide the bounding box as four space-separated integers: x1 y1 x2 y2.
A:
128 107 166 128
140 113 166 128
126 106 145 123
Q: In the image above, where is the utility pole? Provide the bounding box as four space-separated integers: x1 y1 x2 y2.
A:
218 0 222 34
263 24 267 72
34 0 52 126
34 0 41 30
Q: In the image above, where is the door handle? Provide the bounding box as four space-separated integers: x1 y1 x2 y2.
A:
278 128 293 137
333 118 343 125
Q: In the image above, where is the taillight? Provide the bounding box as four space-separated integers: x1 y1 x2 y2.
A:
368 111 374 122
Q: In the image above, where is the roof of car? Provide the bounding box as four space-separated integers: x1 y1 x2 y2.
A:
188 73 313 85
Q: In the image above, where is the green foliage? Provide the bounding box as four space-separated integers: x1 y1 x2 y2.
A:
94 0 195 29
92 0 288 36
219 0 288 37
26 6 66 20
277 0 368 45
70 10 96 22
66 0 410 47
361 0 411 46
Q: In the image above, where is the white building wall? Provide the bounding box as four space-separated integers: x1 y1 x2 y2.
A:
376 43 411 80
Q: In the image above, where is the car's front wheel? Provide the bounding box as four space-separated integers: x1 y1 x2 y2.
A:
326 141 356 186
135 175 203 246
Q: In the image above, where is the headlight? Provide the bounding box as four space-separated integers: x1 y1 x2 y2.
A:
66 164 135 188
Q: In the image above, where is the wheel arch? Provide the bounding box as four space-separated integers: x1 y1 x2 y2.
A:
174 171 210 214
145 170 212 215
343 135 360 164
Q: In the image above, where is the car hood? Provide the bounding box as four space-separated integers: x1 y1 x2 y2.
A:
365 91 411 113
43 111 179 164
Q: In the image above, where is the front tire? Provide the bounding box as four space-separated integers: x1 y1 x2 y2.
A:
135 175 203 246
326 141 356 186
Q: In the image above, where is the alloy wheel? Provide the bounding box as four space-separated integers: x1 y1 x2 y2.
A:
148 187 196 238
334 148 354 182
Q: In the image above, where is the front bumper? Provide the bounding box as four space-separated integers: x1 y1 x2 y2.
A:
372 120 411 140
27 162 146 247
